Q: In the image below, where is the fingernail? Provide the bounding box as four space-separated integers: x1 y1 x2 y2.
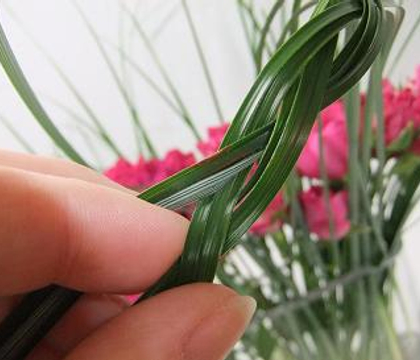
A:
183 295 256 360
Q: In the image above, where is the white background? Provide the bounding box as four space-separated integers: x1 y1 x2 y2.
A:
0 0 419 331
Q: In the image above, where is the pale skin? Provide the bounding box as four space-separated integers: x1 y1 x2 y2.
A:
0 150 256 360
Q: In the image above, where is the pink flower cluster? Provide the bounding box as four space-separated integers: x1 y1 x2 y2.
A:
197 123 230 156
297 68 420 180
294 68 420 239
105 150 196 190
300 187 350 240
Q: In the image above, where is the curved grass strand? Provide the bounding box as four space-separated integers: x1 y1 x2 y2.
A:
0 22 88 165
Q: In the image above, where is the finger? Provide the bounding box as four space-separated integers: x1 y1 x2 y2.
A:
0 150 133 193
16 294 129 360
64 284 256 360
0 166 188 295
26 344 60 360
45 294 129 355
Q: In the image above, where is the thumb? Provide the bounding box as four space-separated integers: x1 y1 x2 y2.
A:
64 284 256 360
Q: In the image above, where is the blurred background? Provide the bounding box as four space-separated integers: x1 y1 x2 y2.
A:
0 0 419 333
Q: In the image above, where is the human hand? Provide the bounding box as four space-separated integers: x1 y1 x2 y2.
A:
0 150 256 360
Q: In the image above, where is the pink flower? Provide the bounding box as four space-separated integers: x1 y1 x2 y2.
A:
321 101 347 124
104 159 142 188
383 80 420 146
297 101 348 180
197 123 230 157
105 150 196 190
250 193 284 236
300 187 350 240
162 150 196 177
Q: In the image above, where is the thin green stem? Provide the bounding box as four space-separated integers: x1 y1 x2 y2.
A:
73 1 157 157
0 19 87 165
377 297 405 360
49 62 124 158
287 172 328 279
123 6 201 140
361 72 375 175
237 0 256 56
5 3 126 159
317 118 340 266
290 0 302 34
150 1 181 39
388 9 419 76
255 0 286 71
345 85 362 268
375 82 386 228
106 41 191 125
356 169 388 255
47 96 122 156
182 0 224 121
0 114 35 153
344 63 367 355
276 2 317 48
238 0 276 60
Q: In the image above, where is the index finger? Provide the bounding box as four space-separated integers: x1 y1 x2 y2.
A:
0 166 188 296
0 150 132 193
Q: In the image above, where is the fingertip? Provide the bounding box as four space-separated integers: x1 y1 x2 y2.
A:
182 290 256 360
64 284 255 360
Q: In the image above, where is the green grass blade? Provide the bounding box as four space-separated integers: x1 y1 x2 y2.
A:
106 41 186 121
0 22 87 165
150 1 181 39
47 97 120 156
73 1 157 157
0 114 35 153
255 0 286 71
181 0 225 121
236 0 258 67
276 2 317 48
384 156 420 243
123 6 201 140
388 5 418 76
3 6 125 159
